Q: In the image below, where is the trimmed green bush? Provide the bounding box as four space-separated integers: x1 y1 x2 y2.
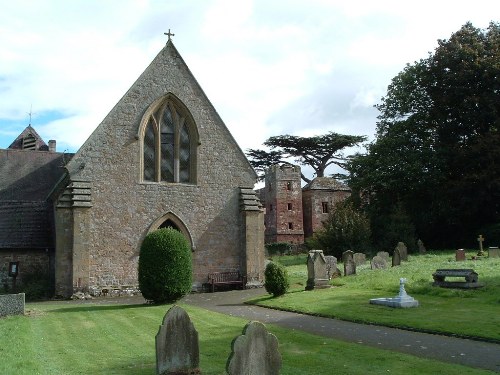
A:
264 261 289 297
138 227 192 304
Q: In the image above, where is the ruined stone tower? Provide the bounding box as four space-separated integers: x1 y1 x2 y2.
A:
262 165 304 244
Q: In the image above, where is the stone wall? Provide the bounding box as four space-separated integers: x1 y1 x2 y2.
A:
0 249 50 291
0 293 25 317
303 189 350 238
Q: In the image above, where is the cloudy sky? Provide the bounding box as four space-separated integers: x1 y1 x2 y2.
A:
0 0 498 177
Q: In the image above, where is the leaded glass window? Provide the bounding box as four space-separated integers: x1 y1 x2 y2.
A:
141 97 197 184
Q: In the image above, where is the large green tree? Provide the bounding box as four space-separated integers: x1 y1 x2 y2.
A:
348 22 500 248
247 132 366 183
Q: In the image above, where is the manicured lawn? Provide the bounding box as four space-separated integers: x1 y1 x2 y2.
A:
0 300 494 374
254 251 500 342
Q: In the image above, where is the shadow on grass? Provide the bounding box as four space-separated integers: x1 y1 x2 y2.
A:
48 302 159 313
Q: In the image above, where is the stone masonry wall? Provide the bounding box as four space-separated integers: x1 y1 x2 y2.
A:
0 249 50 291
0 293 25 317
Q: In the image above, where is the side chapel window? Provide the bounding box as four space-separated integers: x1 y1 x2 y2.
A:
142 98 197 183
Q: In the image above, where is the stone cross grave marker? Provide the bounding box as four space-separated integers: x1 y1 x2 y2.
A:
455 248 466 261
396 242 408 261
342 250 356 276
371 255 387 270
392 248 401 267
477 234 485 256
226 321 282 375
489 247 500 258
353 253 367 266
306 250 329 290
377 251 390 262
155 305 200 375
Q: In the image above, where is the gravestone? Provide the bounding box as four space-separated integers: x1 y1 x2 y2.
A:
417 239 426 253
489 247 500 258
306 250 329 290
353 253 367 266
455 249 466 261
370 278 419 308
324 256 340 279
477 234 485 256
342 250 356 276
396 242 408 261
0 293 25 317
155 305 200 375
371 255 387 270
377 251 390 262
392 248 401 267
226 321 281 375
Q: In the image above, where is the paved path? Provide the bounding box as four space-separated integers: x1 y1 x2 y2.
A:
181 288 500 373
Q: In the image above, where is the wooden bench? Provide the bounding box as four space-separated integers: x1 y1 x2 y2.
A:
208 271 246 293
432 269 482 289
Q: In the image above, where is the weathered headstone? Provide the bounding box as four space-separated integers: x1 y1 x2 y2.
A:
377 251 390 262
392 248 401 267
342 250 356 276
371 255 387 270
488 247 500 258
306 250 329 290
396 242 408 261
455 248 466 261
226 321 282 375
417 239 426 254
324 256 339 280
156 305 200 375
353 253 367 266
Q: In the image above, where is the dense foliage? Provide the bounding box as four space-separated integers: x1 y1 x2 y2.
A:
247 132 366 183
264 261 290 297
307 201 371 258
138 227 192 304
347 22 500 248
265 242 292 256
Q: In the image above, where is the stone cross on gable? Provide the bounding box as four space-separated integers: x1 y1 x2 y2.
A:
164 29 175 41
477 234 485 255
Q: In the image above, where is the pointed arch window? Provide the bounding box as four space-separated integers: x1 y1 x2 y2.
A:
141 97 197 183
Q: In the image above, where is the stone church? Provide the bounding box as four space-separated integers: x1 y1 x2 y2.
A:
0 39 265 297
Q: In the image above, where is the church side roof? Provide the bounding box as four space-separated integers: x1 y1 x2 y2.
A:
302 177 350 192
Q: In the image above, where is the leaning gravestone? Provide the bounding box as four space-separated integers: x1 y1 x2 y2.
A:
396 242 408 261
306 250 329 290
377 251 390 262
489 247 500 258
456 249 466 261
371 255 387 270
392 248 401 267
353 253 367 266
156 305 200 375
324 256 339 280
342 250 356 276
226 321 282 375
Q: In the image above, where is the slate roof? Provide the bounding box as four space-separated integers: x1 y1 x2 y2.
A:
302 177 350 191
0 148 70 249
8 125 48 151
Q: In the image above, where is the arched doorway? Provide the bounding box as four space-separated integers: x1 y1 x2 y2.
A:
148 212 194 250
